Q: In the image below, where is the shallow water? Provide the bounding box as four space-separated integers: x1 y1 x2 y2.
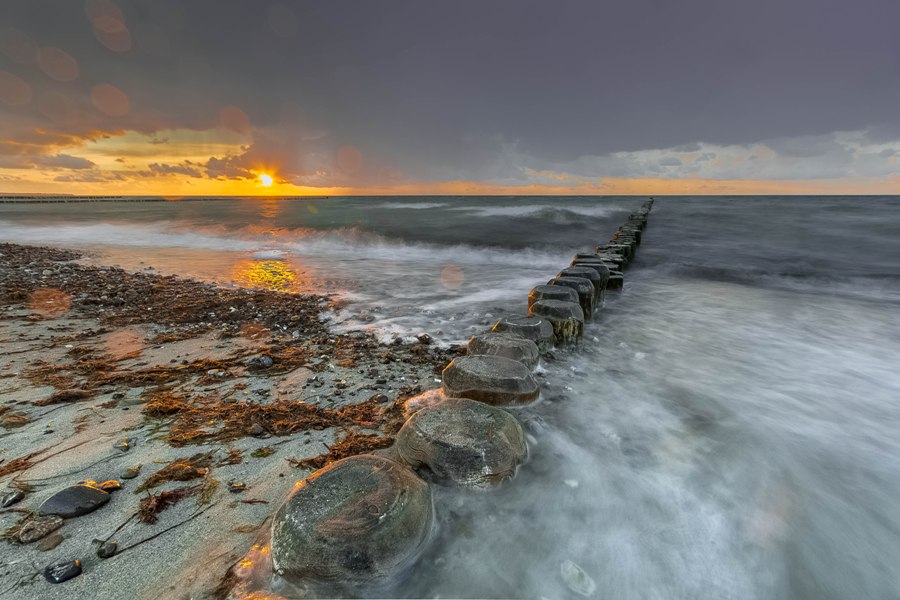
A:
3 195 900 598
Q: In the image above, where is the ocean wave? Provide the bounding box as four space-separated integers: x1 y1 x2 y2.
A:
452 203 623 219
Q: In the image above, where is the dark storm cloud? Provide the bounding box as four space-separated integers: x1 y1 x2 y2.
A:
2 0 899 183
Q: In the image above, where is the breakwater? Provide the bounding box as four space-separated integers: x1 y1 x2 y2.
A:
266 199 654 595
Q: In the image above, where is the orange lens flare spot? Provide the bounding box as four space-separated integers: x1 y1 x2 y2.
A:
27 288 72 318
440 265 464 290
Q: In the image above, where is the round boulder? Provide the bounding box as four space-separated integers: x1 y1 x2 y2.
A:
397 397 527 488
467 332 540 370
528 299 584 345
491 316 555 354
271 455 433 588
548 276 595 318
442 355 539 405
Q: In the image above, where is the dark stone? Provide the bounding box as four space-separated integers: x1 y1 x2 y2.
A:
271 455 433 587
247 355 274 369
1 490 24 508
415 333 433 345
528 299 584 346
248 423 266 437
97 540 118 559
228 482 248 493
120 466 141 480
113 438 131 452
38 484 110 518
397 397 527 488
36 533 64 552
442 355 539 405
43 560 82 584
558 267 605 303
527 285 578 313
490 316 555 354
17 515 64 543
547 277 595 318
467 332 540 369
607 271 624 289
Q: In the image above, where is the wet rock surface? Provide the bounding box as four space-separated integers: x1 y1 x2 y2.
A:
442 355 539 405
38 483 111 518
43 559 82 584
527 284 579 311
528 299 584 345
397 397 527 488
491 316 555 354
1 490 24 508
271 454 433 588
548 276 595 318
466 332 540 369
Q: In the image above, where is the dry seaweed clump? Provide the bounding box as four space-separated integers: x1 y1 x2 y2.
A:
0 406 31 429
135 453 213 492
289 431 394 470
148 396 393 447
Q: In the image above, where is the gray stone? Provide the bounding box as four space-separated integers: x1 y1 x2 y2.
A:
491 316 555 354
36 533 64 552
548 276 595 318
467 332 540 370
271 455 433 587
442 355 539 405
528 284 578 312
528 299 584 345
38 484 110 518
397 397 527 488
17 515 64 543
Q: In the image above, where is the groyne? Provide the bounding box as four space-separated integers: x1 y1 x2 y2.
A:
267 199 655 595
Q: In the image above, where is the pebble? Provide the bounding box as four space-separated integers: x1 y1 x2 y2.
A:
36 533 65 552
96 480 122 492
120 466 141 479
97 540 118 559
248 423 266 436
43 559 82 584
247 355 274 369
113 438 131 452
228 482 248 493
18 515 64 543
1 490 24 508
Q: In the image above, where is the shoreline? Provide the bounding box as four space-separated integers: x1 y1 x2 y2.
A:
0 242 461 599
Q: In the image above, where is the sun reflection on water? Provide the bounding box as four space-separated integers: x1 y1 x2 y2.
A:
231 259 302 291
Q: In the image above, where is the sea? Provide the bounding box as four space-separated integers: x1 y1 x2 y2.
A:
2 195 900 599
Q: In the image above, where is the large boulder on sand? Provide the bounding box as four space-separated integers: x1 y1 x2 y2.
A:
491 316 555 354
467 332 540 369
397 397 527 488
528 299 584 345
548 276 595 318
442 355 539 405
271 455 433 589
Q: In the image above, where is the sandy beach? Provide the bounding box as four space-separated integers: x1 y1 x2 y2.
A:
0 242 461 599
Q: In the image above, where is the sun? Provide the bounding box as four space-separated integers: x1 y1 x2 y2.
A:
258 173 273 187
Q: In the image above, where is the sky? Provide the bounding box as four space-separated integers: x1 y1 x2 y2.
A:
1 0 899 196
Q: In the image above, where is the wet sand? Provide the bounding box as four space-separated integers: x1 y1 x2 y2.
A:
0 243 461 599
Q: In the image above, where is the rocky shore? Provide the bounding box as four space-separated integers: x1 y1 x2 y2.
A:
0 243 461 599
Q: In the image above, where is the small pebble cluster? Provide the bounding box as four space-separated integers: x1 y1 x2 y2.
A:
270 200 654 594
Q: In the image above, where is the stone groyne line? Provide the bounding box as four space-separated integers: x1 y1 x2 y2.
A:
268 200 655 594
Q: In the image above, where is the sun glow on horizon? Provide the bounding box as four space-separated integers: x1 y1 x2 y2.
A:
258 173 274 187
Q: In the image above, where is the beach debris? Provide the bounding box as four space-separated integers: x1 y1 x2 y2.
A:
97 540 118 558
120 466 141 479
14 515 64 543
113 437 132 452
467 332 540 370
228 482 248 493
43 559 83 584
396 397 527 488
250 447 275 458
0 406 31 429
36 533 64 551
272 455 433 587
38 483 111 518
289 432 393 471
135 453 212 492
560 559 596 597
1 490 25 508
96 479 123 492
491 316 556 354
246 354 274 369
248 423 266 437
441 355 539 405
138 487 197 524
33 388 90 406
416 333 433 344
